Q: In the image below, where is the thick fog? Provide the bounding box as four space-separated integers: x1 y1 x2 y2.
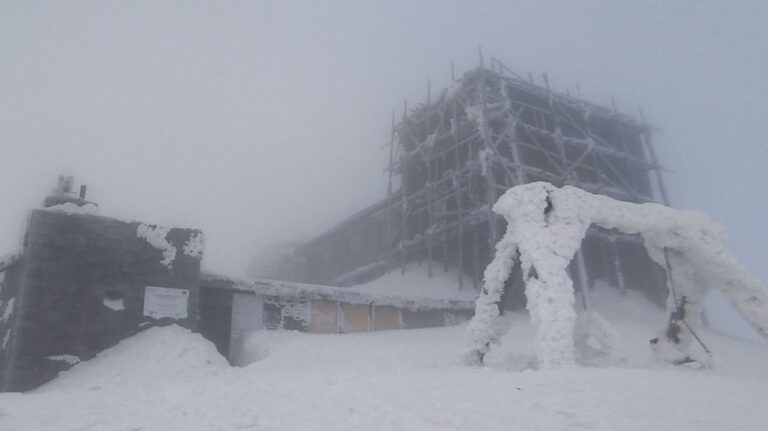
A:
1 1 766 279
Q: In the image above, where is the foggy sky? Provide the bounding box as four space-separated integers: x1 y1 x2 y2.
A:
1 1 766 279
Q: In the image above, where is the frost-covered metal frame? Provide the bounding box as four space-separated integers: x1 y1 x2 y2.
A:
466 183 768 368
294 59 668 293
380 59 667 289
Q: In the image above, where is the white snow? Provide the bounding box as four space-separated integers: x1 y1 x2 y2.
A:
40 325 229 392
183 232 204 259
464 226 519 365
1 286 768 430
1 329 9 349
353 262 476 302
136 223 177 267
702 289 763 342
466 105 490 141
42 202 100 216
573 311 625 367
45 355 81 365
468 182 768 368
0 297 14 323
102 297 125 311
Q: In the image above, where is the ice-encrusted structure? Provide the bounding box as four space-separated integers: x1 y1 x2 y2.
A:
292 64 664 291
467 182 768 368
136 224 177 267
182 232 204 259
43 202 100 216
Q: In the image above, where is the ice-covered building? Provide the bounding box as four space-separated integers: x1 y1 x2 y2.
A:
0 177 474 391
289 60 671 307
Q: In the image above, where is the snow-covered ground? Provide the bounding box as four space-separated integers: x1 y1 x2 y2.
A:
1 286 767 431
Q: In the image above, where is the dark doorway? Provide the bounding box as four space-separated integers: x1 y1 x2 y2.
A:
198 288 233 358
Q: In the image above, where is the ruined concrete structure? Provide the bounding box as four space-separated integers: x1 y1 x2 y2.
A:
293 59 670 306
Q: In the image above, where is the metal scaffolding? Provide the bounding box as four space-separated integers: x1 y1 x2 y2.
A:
379 58 667 291
295 58 669 302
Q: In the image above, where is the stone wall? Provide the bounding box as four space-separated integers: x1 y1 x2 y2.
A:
0 209 202 392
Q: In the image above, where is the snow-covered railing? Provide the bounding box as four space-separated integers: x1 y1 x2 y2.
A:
466 182 768 369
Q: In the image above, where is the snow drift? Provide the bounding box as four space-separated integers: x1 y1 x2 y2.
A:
1 290 767 431
39 325 229 392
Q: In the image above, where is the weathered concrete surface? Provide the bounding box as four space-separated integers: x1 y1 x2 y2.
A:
0 210 202 392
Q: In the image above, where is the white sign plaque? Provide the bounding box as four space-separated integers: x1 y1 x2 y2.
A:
143 286 189 319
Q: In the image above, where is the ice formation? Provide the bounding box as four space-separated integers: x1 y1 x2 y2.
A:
182 232 204 259
467 182 768 368
1 297 14 323
278 301 311 327
464 228 519 365
43 202 100 216
136 224 177 267
2 329 10 349
102 297 125 311
465 105 490 141
46 354 81 365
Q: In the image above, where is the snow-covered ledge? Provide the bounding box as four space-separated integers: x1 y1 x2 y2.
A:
466 182 768 369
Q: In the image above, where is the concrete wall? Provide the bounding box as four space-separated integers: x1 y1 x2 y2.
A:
0 209 202 392
0 255 23 389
